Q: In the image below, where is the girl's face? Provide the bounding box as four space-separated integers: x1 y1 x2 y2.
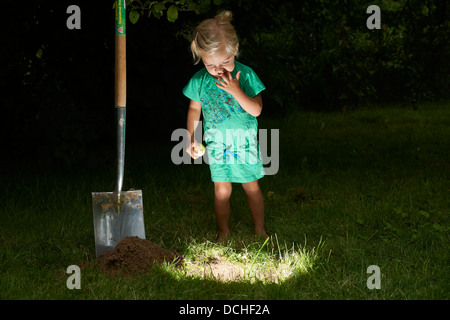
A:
202 49 236 79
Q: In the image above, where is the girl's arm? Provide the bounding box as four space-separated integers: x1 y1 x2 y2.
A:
231 91 263 117
186 99 202 159
215 71 263 117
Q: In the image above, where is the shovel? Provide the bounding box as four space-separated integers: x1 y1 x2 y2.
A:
91 0 145 257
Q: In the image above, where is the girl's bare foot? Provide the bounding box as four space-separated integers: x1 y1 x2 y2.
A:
217 230 230 242
256 229 269 240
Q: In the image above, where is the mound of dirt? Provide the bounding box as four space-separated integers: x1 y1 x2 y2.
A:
96 236 183 277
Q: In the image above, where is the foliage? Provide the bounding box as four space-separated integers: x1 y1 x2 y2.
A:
125 0 223 23
122 0 449 112
3 1 222 169
217 0 449 111
2 0 449 171
122 0 450 111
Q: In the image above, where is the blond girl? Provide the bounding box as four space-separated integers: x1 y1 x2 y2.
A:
183 11 267 241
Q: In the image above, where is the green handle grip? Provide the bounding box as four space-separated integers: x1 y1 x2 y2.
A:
115 0 126 35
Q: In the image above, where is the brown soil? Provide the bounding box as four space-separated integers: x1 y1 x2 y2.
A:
96 236 183 277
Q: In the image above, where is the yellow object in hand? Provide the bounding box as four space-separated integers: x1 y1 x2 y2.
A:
194 144 206 156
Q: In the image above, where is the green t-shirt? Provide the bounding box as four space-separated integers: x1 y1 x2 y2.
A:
183 60 266 183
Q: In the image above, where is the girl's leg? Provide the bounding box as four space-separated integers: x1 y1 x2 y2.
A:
241 180 268 238
214 181 232 241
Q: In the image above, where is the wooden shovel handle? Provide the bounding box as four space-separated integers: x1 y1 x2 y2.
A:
114 0 126 108
115 34 126 108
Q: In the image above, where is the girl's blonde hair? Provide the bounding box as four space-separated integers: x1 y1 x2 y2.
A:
190 10 239 65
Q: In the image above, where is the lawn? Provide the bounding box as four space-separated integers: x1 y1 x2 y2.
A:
0 101 448 300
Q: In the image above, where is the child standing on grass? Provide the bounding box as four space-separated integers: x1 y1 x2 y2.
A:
183 10 268 242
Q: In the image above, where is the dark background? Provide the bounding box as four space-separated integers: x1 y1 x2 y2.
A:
1 0 448 173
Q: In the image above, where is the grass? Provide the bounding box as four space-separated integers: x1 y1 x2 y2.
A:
0 101 449 300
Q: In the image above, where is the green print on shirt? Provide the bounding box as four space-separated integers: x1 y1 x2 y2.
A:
201 88 243 129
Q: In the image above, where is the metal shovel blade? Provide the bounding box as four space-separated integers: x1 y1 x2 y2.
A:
92 190 145 257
